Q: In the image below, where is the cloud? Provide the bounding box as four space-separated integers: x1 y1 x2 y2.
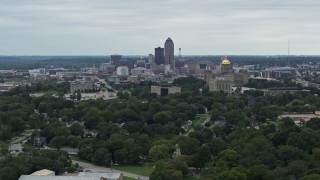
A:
0 0 319 55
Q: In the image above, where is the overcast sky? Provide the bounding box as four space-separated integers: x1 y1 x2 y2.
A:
1 0 319 55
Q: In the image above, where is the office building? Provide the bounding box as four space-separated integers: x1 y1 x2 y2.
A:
262 67 301 79
151 85 181 96
70 78 93 92
209 78 233 93
164 38 174 69
149 54 154 64
110 55 122 65
116 66 129 76
155 47 165 65
118 61 134 70
100 63 115 74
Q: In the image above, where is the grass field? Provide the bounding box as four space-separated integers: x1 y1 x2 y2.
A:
112 162 154 176
124 176 136 180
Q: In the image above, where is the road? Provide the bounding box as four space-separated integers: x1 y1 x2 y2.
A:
185 114 210 136
9 130 35 155
72 160 149 180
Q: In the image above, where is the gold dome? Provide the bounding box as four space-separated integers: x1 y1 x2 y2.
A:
221 57 231 65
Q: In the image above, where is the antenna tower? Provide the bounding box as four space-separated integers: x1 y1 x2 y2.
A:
287 40 291 67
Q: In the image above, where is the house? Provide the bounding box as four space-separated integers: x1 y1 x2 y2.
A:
33 137 47 146
61 147 79 156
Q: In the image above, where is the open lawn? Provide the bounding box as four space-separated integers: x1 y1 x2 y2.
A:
124 176 136 180
112 162 154 176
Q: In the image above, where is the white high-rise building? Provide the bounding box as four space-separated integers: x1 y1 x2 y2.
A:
148 54 154 64
116 66 129 76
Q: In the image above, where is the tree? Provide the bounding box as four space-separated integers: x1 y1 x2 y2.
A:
49 136 66 150
0 141 8 155
8 117 25 133
114 148 128 164
70 123 83 137
0 167 18 180
306 118 320 130
154 111 172 125
173 136 200 155
312 148 320 166
299 174 320 180
149 144 171 162
79 146 95 161
276 145 304 165
194 145 212 168
217 169 247 180
92 148 111 166
76 90 81 101
287 160 309 178
247 164 271 180
225 110 245 125
216 149 239 170
208 137 227 156
101 109 113 122
83 108 101 129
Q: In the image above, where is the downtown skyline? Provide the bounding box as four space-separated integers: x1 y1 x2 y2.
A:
1 0 320 56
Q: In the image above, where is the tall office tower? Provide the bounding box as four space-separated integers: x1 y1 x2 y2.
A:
164 38 174 69
148 54 154 64
155 47 165 65
110 55 122 66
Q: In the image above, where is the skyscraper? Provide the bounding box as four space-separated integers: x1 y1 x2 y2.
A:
164 38 174 69
110 55 122 67
154 47 164 65
148 54 154 64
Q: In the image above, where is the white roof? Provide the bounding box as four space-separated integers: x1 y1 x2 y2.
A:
78 172 122 179
19 176 100 180
19 172 122 180
31 169 55 176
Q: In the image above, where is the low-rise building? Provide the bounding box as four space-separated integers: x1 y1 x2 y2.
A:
70 77 93 92
116 66 129 76
19 172 123 180
262 67 301 79
208 77 233 93
0 70 18 78
79 172 123 180
151 85 181 96
29 68 46 78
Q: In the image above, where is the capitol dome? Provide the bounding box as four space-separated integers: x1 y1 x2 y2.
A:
221 57 231 65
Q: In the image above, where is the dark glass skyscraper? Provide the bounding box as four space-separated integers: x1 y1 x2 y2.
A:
110 54 122 67
155 47 164 65
164 38 174 69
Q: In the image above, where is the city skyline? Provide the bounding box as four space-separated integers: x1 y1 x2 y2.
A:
1 0 320 55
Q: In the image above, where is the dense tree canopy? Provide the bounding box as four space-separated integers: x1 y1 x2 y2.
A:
1 77 320 179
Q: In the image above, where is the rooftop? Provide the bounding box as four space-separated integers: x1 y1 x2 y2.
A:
31 169 54 176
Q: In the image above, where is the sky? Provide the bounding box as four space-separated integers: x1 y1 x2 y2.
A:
0 0 320 55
